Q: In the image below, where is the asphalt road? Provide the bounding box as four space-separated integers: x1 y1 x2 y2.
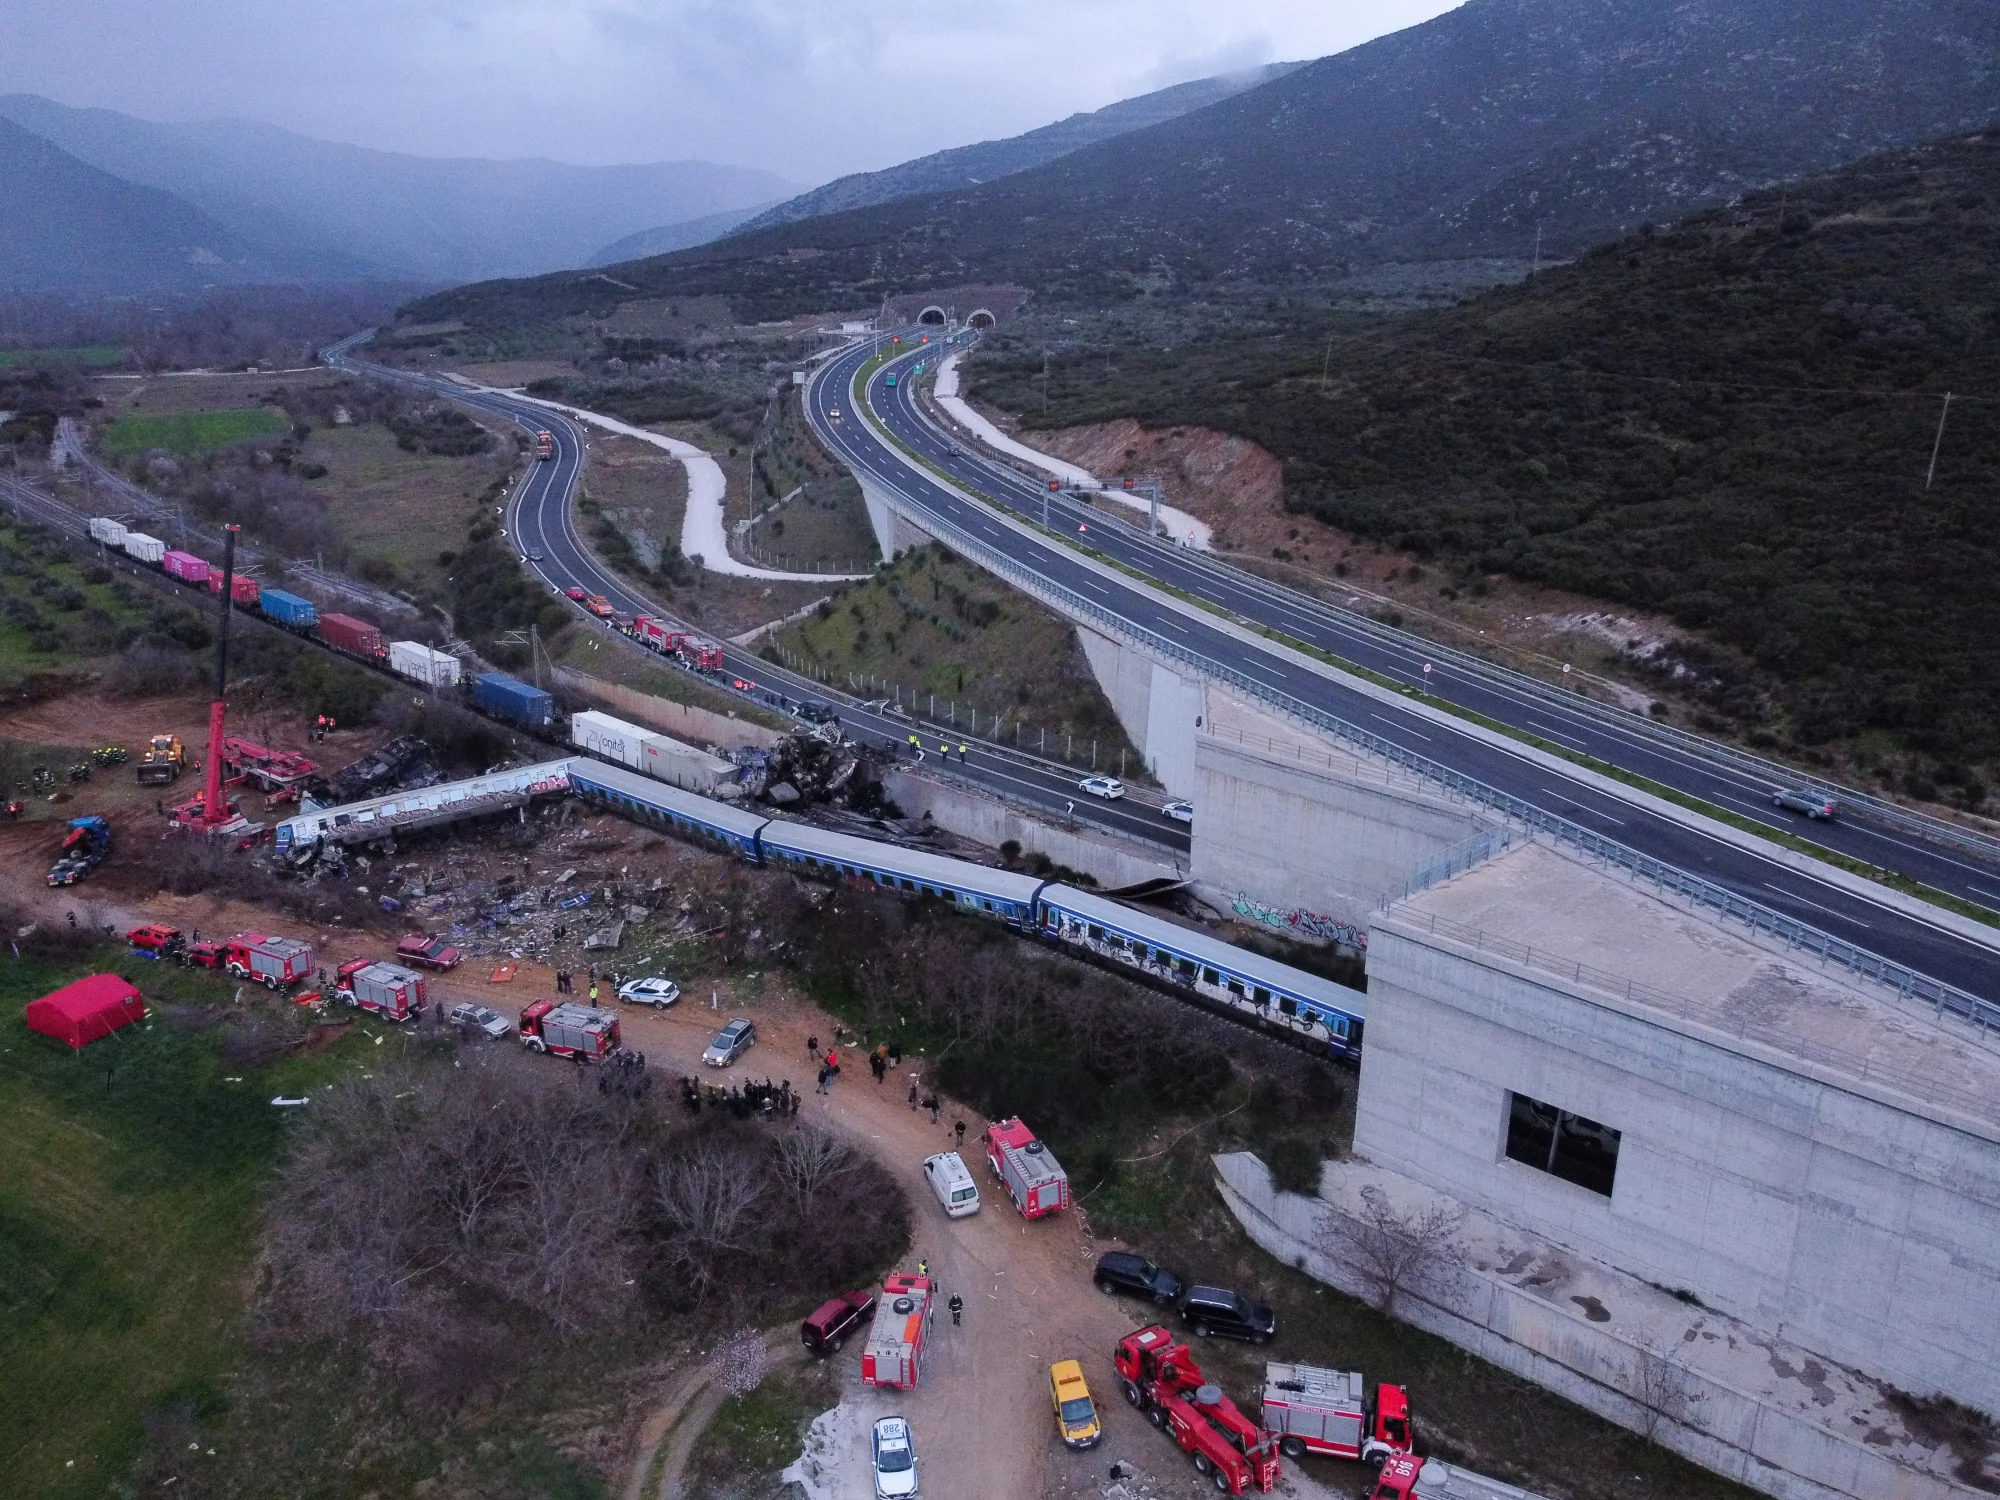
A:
325 348 1193 857
804 335 2000 1003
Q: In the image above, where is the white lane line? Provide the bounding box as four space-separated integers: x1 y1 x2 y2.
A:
1970 886 2000 908
1159 618 1188 633
1370 714 1430 741
1526 719 1590 749
1765 883 1866 925
1541 787 1624 824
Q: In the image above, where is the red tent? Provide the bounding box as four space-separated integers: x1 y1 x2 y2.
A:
25 973 146 1050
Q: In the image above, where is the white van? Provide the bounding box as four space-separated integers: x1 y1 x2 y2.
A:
922 1150 980 1218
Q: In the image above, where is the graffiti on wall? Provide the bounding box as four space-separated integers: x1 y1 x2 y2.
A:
1232 892 1367 952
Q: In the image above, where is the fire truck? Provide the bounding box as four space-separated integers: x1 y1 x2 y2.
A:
518 1000 621 1061
336 959 427 1022
1367 1454 1547 1500
982 1117 1070 1218
1261 1362 1414 1466
627 616 725 673
860 1272 935 1390
223 932 314 990
535 430 555 460
1115 1325 1282 1494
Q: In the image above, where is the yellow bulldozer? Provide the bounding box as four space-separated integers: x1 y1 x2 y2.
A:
136 733 186 786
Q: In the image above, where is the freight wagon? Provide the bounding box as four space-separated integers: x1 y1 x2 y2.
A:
161 549 210 584
570 709 651 770
473 672 554 730
388 640 460 688
88 517 127 547
259 588 318 630
121 531 165 564
208 571 261 605
319 612 385 659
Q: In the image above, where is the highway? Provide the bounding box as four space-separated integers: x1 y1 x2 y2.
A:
803 333 2000 1004
321 342 1193 857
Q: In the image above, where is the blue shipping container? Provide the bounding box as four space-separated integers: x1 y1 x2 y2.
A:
473 672 553 728
260 588 318 629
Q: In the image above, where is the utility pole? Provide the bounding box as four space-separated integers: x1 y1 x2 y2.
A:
1926 393 1954 491
1530 224 1542 279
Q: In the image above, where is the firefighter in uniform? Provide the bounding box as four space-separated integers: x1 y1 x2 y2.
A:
948 1293 964 1327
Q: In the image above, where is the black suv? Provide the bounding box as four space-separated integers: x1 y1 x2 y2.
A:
1180 1284 1276 1344
1093 1251 1183 1306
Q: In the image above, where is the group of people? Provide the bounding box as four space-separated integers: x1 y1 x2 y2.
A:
553 968 599 1000
905 734 970 764
677 1075 799 1119
311 714 338 743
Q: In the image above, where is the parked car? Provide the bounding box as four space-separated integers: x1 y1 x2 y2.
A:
795 702 839 726
1079 775 1126 800
395 933 463 970
800 1288 877 1355
703 1017 756 1067
1093 1251 1183 1306
1772 788 1839 821
616 976 681 1008
1163 800 1194 824
447 1002 510 1039
1180 1284 1277 1344
870 1416 918 1498
1049 1359 1102 1449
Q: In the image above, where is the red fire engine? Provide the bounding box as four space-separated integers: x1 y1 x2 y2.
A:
534 430 555 460
518 1000 621 1061
1367 1453 1545 1500
860 1272 935 1390
1115 1325 1282 1494
626 616 724 672
1262 1361 1414 1466
336 959 427 1022
982 1116 1071 1218
222 932 314 990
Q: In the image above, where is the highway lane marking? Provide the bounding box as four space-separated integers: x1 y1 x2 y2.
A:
1526 720 1591 749
1159 618 1188 633
1540 787 1624 824
1370 714 1430 741
1765 883 1867 926
1969 886 2000 909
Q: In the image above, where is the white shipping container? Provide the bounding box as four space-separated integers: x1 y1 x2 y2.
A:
639 733 734 794
122 531 165 564
570 709 649 770
88 517 128 546
387 640 461 688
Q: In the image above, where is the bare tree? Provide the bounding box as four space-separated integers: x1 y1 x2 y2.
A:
1317 1185 1466 1319
653 1138 770 1303
1632 1339 1704 1442
772 1126 854 1212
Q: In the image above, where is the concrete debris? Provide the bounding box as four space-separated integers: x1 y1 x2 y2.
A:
556 868 577 885
767 781 801 806
732 727 886 812
582 921 624 951
623 905 650 923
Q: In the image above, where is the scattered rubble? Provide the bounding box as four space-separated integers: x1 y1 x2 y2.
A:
732 725 886 812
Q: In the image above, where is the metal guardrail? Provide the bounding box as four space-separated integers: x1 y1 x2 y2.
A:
1401 907 1997 1123
830 354 2000 1030
911 341 2000 870
1382 829 1518 908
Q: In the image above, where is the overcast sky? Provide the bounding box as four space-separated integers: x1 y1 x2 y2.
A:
0 0 1461 184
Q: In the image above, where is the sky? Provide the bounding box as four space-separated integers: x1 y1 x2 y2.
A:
0 0 1462 185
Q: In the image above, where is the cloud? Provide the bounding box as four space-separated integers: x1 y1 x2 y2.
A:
0 0 1464 181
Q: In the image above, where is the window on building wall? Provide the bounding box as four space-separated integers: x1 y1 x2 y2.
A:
1505 1093 1620 1196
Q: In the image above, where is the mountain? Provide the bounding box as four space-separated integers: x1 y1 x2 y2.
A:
406 0 2000 329
731 64 1304 235
970 129 2000 769
0 95 804 284
0 115 266 293
589 203 786 266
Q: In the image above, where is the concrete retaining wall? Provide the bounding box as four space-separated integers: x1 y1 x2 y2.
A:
1213 1154 1986 1500
1076 626 1202 796
554 668 781 753
882 769 1179 890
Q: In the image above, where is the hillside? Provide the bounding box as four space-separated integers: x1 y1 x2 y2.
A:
0 95 801 284
404 0 2000 332
0 117 263 293
969 129 2000 775
589 204 786 265
731 63 1303 234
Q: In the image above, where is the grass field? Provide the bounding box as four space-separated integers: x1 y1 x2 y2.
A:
0 346 125 368
301 420 514 592
101 406 289 456
0 951 366 1500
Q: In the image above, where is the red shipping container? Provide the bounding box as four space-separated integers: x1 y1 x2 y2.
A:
162 550 211 583
319 612 385 658
207 572 261 605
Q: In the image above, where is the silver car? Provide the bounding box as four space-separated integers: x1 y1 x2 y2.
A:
447 1002 510 1039
703 1017 756 1067
1771 788 1839 821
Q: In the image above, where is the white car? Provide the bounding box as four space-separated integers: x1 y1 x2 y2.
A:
871 1415 918 1498
616 976 681 1008
1163 800 1194 824
703 1017 756 1067
1079 775 1126 800
447 1002 510 1039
